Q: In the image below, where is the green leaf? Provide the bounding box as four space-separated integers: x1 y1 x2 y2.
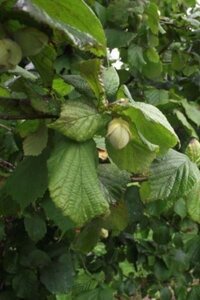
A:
42 197 75 232
185 181 200 224
31 45 57 87
49 99 110 142
160 287 172 300
181 99 200 127
144 88 169 106
188 286 200 300
185 236 200 264
76 286 114 300
79 59 105 101
98 163 130 203
105 29 135 48
40 254 74 294
174 110 198 138
154 260 171 282
128 44 146 72
19 0 106 56
102 67 119 99
149 150 200 200
106 125 158 173
0 188 19 216
52 78 74 97
27 249 51 268
146 3 159 35
0 221 5 240
62 75 94 98
103 200 129 233
153 226 170 245
146 47 160 63
5 150 48 209
174 198 187 219
122 102 179 153
142 57 163 79
23 125 48 156
72 219 102 253
12 270 38 299
24 214 47 242
0 86 11 97
48 138 109 225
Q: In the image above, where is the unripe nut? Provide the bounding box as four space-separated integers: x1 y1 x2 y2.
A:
107 118 131 150
0 38 22 69
14 27 48 57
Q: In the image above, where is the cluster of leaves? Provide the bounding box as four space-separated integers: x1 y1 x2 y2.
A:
0 0 200 299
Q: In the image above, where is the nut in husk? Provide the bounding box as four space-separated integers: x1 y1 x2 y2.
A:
107 118 131 149
185 138 200 167
14 27 48 57
0 38 22 70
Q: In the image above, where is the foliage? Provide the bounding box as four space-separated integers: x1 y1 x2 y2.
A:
0 0 200 299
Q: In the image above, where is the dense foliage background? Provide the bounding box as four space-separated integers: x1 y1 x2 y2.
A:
0 0 200 299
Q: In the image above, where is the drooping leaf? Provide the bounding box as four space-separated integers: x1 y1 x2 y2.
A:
23 125 48 156
72 219 102 253
24 214 47 242
128 44 146 72
40 254 74 294
98 163 130 203
105 29 135 48
48 138 109 225
121 102 179 153
149 149 200 200
42 197 75 232
5 150 48 209
48 99 110 142
31 45 57 87
62 75 94 98
76 286 114 300
12 270 38 299
174 110 198 138
146 2 160 35
181 99 200 127
142 56 163 79
17 0 106 56
102 66 119 99
185 181 200 224
144 88 169 106
79 59 105 102
52 78 74 97
103 200 129 234
146 47 160 63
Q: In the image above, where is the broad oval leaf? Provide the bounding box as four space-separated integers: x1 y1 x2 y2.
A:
149 149 200 200
48 99 110 142
48 138 109 225
17 0 106 56
122 102 179 153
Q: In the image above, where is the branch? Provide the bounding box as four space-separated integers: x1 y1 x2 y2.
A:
130 175 148 182
0 113 58 120
0 159 15 171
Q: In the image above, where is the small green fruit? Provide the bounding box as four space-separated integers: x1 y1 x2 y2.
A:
0 38 22 70
185 138 200 167
107 118 131 149
14 27 48 56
